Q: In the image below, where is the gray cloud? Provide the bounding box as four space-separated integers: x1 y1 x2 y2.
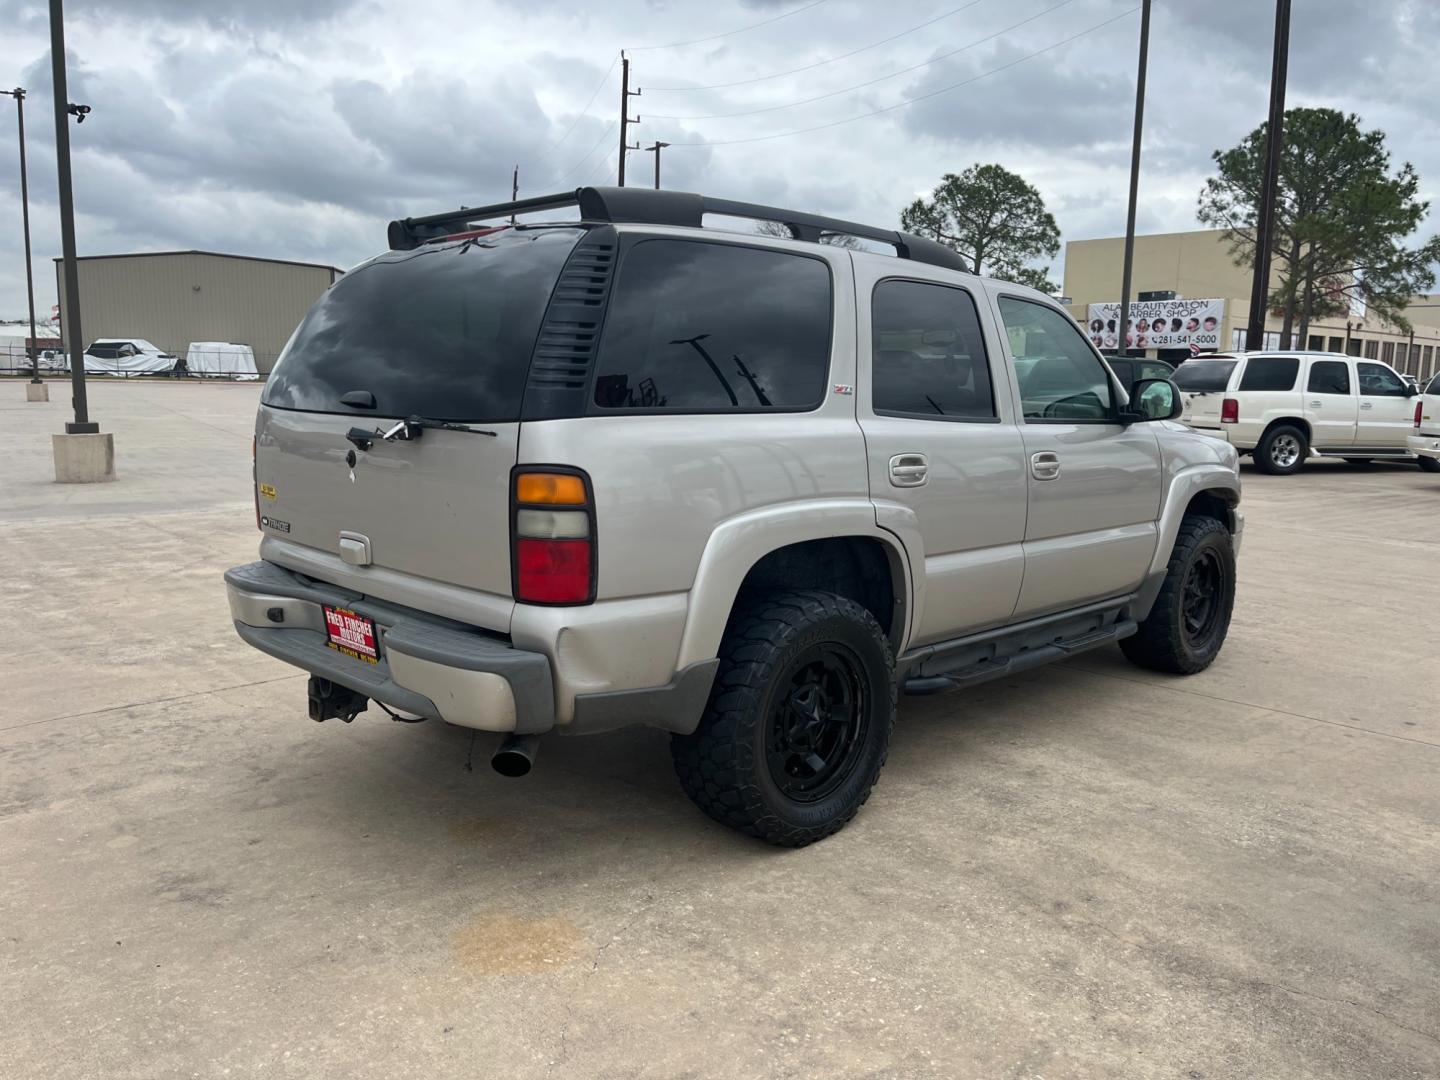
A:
1 0 1437 318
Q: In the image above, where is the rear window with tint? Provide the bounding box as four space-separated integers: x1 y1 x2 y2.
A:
592 239 832 412
263 227 583 422
1172 360 1236 392
1307 360 1350 395
1238 356 1299 391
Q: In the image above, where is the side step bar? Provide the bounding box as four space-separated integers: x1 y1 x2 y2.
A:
903 618 1137 696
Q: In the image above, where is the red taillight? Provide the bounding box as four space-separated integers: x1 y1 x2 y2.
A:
512 469 595 605
252 435 260 530
1416 399 1425 428
516 539 592 603
1221 398 1239 423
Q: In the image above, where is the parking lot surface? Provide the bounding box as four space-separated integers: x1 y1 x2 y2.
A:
3 381 1438 1079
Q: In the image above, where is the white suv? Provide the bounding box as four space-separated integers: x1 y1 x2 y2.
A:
1410 373 1440 473
1175 350 1424 474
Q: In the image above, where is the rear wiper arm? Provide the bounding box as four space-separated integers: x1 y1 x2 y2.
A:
380 415 498 440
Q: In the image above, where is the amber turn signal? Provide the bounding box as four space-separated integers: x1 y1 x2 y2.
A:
515 472 587 505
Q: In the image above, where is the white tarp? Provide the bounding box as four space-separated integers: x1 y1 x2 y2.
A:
186 341 259 380
1085 299 1226 352
82 338 177 375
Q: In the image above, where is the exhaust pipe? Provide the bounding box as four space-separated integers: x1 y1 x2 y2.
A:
491 733 540 778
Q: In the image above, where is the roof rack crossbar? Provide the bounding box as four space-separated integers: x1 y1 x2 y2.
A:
386 186 967 272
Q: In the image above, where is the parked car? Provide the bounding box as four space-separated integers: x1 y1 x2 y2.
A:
225 187 1244 846
186 341 260 381
1175 350 1422 474
1409 372 1440 473
83 338 180 376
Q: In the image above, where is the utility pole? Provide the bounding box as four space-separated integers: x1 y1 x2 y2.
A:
1115 0 1150 359
7 88 42 388
1245 0 1291 351
645 141 669 189
618 51 640 186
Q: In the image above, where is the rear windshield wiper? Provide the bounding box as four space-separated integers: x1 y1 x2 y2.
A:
346 415 497 450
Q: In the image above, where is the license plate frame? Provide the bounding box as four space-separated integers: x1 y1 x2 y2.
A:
322 605 380 664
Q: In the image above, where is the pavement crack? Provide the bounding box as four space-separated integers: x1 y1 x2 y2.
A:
1261 981 1440 1047
0 673 303 734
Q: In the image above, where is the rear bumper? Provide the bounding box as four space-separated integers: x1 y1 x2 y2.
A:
1408 433 1440 460
225 561 554 733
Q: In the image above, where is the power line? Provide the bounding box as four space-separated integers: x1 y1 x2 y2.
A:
647 0 1079 121
644 0 992 92
546 51 620 152
628 0 831 51
549 119 617 186
662 5 1140 147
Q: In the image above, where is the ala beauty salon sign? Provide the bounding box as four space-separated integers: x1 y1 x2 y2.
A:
1085 298 1225 351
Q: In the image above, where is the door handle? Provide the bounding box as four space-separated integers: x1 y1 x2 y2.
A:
1360 402 1373 409
889 453 928 487
1030 451 1061 481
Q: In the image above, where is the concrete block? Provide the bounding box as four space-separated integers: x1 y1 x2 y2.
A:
25 382 50 402
52 432 116 483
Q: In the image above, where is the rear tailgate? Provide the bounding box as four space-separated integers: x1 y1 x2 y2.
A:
253 225 588 631
1174 359 1238 428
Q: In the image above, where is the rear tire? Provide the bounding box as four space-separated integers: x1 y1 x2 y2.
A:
1256 425 1308 475
671 590 896 847
1418 456 1440 474
1121 515 1236 675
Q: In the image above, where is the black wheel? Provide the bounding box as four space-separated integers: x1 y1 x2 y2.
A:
1121 515 1236 675
671 590 895 847
1255 424 1308 475
1418 456 1440 474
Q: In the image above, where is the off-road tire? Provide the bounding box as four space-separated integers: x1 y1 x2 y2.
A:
1256 424 1308 475
1418 456 1440 474
671 590 896 847
1121 515 1236 675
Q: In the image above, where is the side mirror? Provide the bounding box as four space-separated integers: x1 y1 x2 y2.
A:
1119 377 1182 424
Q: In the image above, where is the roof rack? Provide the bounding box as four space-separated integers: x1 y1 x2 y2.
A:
386 186 966 272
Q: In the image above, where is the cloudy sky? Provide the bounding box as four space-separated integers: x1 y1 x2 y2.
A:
1 0 1437 317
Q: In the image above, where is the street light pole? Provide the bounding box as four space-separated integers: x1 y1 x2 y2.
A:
645 141 669 189
1115 0 1150 359
8 88 42 385
49 0 96 433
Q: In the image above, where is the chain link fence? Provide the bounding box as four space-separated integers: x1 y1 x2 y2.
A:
1 340 280 380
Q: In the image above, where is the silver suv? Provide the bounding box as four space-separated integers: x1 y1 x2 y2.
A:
227 187 1244 846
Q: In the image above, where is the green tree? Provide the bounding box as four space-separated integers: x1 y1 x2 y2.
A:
900 164 1061 292
1198 107 1440 345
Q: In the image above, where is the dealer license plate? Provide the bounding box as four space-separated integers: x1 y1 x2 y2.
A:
323 606 379 664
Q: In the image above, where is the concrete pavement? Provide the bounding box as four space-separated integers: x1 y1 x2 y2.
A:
2 380 1437 1079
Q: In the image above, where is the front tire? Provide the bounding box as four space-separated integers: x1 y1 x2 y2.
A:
1256 424 1308 475
671 590 896 847
1418 456 1440 474
1121 515 1236 674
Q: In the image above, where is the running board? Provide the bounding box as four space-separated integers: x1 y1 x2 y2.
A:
903 618 1137 696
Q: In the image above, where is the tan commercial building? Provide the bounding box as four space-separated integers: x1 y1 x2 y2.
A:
55 250 343 374
1063 228 1440 384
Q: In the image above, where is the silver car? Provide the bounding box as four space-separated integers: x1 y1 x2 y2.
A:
227 187 1243 846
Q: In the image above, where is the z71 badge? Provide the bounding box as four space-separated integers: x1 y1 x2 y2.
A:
260 516 291 534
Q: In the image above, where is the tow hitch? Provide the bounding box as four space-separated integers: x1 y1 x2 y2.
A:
307 676 369 722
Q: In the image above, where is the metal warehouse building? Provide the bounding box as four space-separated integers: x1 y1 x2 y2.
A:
55 251 343 374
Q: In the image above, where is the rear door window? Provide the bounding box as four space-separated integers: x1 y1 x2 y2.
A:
1172 361 1237 392
263 227 584 422
1238 356 1299 391
593 239 832 412
870 279 996 420
1307 361 1351 395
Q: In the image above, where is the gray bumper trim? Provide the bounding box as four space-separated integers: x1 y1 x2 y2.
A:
226 560 556 734
568 659 720 736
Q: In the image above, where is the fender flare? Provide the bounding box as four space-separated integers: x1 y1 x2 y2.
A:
1149 463 1241 577
674 498 916 669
